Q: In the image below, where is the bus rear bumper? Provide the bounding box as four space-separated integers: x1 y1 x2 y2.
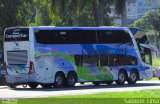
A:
5 73 37 84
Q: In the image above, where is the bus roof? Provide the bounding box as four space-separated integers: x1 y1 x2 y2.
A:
6 26 141 32
32 26 130 31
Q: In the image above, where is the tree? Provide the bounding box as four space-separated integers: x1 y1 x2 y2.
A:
51 0 90 26
0 0 24 34
0 0 33 49
51 0 114 26
114 0 127 26
131 10 160 50
29 0 51 26
92 0 113 26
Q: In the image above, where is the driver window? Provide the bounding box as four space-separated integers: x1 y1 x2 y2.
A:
140 46 152 65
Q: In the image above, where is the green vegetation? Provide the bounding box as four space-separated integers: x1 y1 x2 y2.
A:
151 77 159 80
1 90 160 104
17 98 122 104
50 89 160 98
131 10 160 52
0 0 114 34
152 57 160 66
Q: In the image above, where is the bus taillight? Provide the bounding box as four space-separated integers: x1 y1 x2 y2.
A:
28 61 35 75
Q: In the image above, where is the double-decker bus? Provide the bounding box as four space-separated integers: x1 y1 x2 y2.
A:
3 26 153 88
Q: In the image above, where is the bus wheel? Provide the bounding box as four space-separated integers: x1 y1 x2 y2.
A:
80 82 85 85
28 83 38 89
22 84 28 88
105 81 113 85
66 72 77 87
41 84 52 88
8 84 16 89
54 73 65 88
93 82 100 86
127 70 138 84
116 70 127 85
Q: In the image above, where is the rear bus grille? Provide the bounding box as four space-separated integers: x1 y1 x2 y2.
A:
7 50 28 65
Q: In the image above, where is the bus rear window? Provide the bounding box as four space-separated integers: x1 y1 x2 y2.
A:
5 28 29 41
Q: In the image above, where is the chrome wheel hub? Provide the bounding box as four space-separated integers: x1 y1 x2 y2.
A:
131 73 136 81
56 76 63 85
119 73 125 82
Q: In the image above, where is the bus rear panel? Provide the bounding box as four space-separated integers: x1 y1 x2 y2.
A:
4 28 36 84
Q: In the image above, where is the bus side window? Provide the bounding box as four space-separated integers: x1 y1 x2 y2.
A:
74 55 99 67
141 47 152 65
82 55 99 67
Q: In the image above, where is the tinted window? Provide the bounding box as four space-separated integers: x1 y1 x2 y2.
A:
35 30 97 44
75 55 99 67
97 30 133 45
74 54 137 67
130 28 149 44
35 30 133 45
140 47 152 65
82 55 99 67
100 54 137 66
5 28 29 41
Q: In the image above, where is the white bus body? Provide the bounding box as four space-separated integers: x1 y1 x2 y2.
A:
3 27 153 88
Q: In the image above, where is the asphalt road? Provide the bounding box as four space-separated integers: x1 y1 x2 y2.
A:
0 80 160 98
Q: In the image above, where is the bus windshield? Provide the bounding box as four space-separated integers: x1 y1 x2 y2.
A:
130 28 152 65
5 28 29 41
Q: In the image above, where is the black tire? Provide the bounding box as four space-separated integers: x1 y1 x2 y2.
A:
127 70 138 84
8 84 16 89
93 82 100 86
105 81 113 85
116 70 127 85
22 84 28 88
41 84 52 88
28 83 38 89
80 82 85 85
54 73 65 88
66 72 77 87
